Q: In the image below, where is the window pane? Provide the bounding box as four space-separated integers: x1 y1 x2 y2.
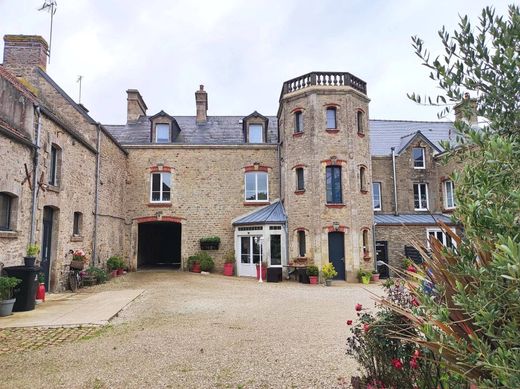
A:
420 184 428 209
295 112 303 133
156 124 170 143
257 173 268 200
162 173 171 201
372 183 381 210
445 181 455 208
252 237 262 264
298 230 306 257
326 166 342 203
326 108 336 129
413 148 425 168
357 111 363 134
241 237 250 264
49 146 57 185
0 194 11 230
248 124 263 143
245 173 257 201
296 168 304 191
73 212 80 235
270 235 281 266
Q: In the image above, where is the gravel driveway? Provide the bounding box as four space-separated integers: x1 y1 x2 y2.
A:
0 270 382 389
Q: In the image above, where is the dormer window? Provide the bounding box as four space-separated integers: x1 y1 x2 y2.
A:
156 123 170 143
248 124 263 143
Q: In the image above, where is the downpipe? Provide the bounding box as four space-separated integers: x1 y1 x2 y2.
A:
391 147 399 216
29 105 42 244
92 124 101 266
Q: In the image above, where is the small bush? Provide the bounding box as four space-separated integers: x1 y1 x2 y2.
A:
106 256 124 271
306 265 319 276
197 251 214 272
0 276 21 300
86 267 108 284
26 244 40 257
322 263 337 280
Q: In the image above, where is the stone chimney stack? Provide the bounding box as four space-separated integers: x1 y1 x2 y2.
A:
454 92 478 125
126 89 148 123
195 85 208 124
3 35 49 75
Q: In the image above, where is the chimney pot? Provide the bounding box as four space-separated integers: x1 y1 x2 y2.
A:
126 89 148 123
195 84 208 124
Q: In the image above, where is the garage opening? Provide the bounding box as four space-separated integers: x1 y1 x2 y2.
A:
138 222 181 268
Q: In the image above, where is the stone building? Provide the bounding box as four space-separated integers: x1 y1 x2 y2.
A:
0 35 463 290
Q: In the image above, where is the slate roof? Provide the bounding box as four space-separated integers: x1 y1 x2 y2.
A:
233 201 287 226
370 120 457 156
374 214 455 226
104 115 278 145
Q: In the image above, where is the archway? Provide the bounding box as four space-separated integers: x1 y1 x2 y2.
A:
137 221 181 268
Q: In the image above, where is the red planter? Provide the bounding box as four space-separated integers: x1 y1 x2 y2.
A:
255 265 267 281
223 263 234 276
309 276 318 285
117 268 124 276
371 273 380 282
111 270 118 278
36 283 46 301
191 263 201 273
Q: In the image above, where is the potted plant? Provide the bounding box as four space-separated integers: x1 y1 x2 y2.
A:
256 261 267 281
322 263 337 286
188 255 201 273
199 236 221 250
198 252 215 273
107 256 124 277
223 252 235 276
0 276 21 317
70 249 88 271
24 243 40 267
357 269 372 285
306 265 319 285
86 267 108 284
371 270 380 282
36 272 46 302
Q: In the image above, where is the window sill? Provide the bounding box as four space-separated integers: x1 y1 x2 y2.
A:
0 230 18 239
413 167 426 170
292 132 304 138
360 189 369 194
325 203 345 208
70 235 84 242
147 202 172 208
243 201 270 206
294 190 305 195
47 185 60 193
414 208 429 212
325 129 339 134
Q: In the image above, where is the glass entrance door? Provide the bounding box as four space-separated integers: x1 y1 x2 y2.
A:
239 235 262 277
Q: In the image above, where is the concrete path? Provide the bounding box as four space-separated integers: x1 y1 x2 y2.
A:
0 289 144 328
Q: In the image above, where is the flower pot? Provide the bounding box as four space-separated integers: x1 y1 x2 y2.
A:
111 270 118 278
309 275 318 285
325 279 332 286
70 260 85 270
255 265 267 281
23 256 36 267
36 283 46 302
361 275 371 285
0 298 16 317
223 263 234 276
371 273 380 282
191 263 201 273
117 268 124 276
200 242 219 250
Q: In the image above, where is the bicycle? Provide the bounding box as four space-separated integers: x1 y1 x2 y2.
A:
64 263 83 292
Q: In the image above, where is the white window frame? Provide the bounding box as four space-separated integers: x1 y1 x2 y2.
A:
372 182 381 211
155 123 170 143
150 172 171 203
248 124 264 143
413 183 429 211
244 172 269 202
444 180 456 209
426 228 457 249
412 147 425 169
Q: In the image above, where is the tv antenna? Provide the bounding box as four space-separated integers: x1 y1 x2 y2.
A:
77 75 83 103
38 1 57 63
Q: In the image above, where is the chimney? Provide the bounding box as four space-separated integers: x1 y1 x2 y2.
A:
195 85 208 124
454 92 478 125
126 89 147 123
3 35 49 74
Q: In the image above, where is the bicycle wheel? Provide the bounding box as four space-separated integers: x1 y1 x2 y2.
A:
69 272 79 292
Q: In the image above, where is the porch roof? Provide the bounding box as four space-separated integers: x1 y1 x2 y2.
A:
233 201 287 226
374 213 455 226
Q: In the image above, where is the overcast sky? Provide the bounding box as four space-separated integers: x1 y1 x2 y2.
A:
0 0 511 124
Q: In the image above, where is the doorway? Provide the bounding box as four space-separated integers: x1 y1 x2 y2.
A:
376 241 389 278
239 235 262 277
41 206 54 291
138 222 181 267
328 232 345 280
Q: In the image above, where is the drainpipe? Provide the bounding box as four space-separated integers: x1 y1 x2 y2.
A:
372 222 377 271
92 124 101 266
391 147 399 216
29 105 42 244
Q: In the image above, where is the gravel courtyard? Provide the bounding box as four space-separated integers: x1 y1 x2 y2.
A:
0 271 382 389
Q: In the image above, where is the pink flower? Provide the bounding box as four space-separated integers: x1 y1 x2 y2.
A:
391 358 403 369
411 297 420 307
410 358 419 369
363 323 370 333
407 265 417 273
413 349 421 358
346 320 353 325
355 303 362 311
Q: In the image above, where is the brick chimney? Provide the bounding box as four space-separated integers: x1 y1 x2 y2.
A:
3 35 49 74
126 89 147 123
454 92 478 125
195 85 208 124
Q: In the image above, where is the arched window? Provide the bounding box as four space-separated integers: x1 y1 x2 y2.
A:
362 229 370 258
294 111 303 133
73 212 83 236
359 166 367 192
0 192 13 231
326 107 337 129
297 230 306 257
356 110 364 135
295 167 304 191
48 144 62 187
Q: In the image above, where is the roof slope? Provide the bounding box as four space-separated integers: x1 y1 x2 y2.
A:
233 201 287 226
374 213 455 225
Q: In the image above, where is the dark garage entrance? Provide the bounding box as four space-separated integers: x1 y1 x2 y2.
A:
138 222 181 268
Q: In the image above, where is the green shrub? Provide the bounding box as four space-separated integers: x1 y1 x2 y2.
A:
199 236 220 244
357 269 372 279
86 267 108 284
26 243 40 257
0 276 21 300
306 265 319 276
322 263 337 280
197 251 214 272
106 256 124 271
187 255 200 270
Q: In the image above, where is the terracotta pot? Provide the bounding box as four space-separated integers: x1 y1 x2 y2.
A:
111 270 118 278
255 265 267 281
223 263 234 276
309 275 318 285
191 263 201 273
36 283 46 302
371 273 380 282
117 268 124 276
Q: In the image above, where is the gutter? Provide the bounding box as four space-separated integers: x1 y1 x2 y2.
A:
92 124 101 266
391 147 399 216
29 106 42 244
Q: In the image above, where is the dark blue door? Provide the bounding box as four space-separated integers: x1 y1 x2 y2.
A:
41 207 54 291
328 232 345 280
376 241 389 278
